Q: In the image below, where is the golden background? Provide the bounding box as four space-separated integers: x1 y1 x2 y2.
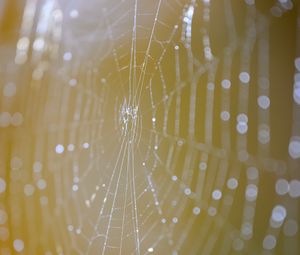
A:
0 0 300 254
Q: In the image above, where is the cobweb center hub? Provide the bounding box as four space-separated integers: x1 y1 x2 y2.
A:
119 99 138 139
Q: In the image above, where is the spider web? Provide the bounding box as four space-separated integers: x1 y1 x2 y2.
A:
0 0 300 254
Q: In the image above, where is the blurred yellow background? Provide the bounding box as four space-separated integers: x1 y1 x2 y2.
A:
0 0 300 254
